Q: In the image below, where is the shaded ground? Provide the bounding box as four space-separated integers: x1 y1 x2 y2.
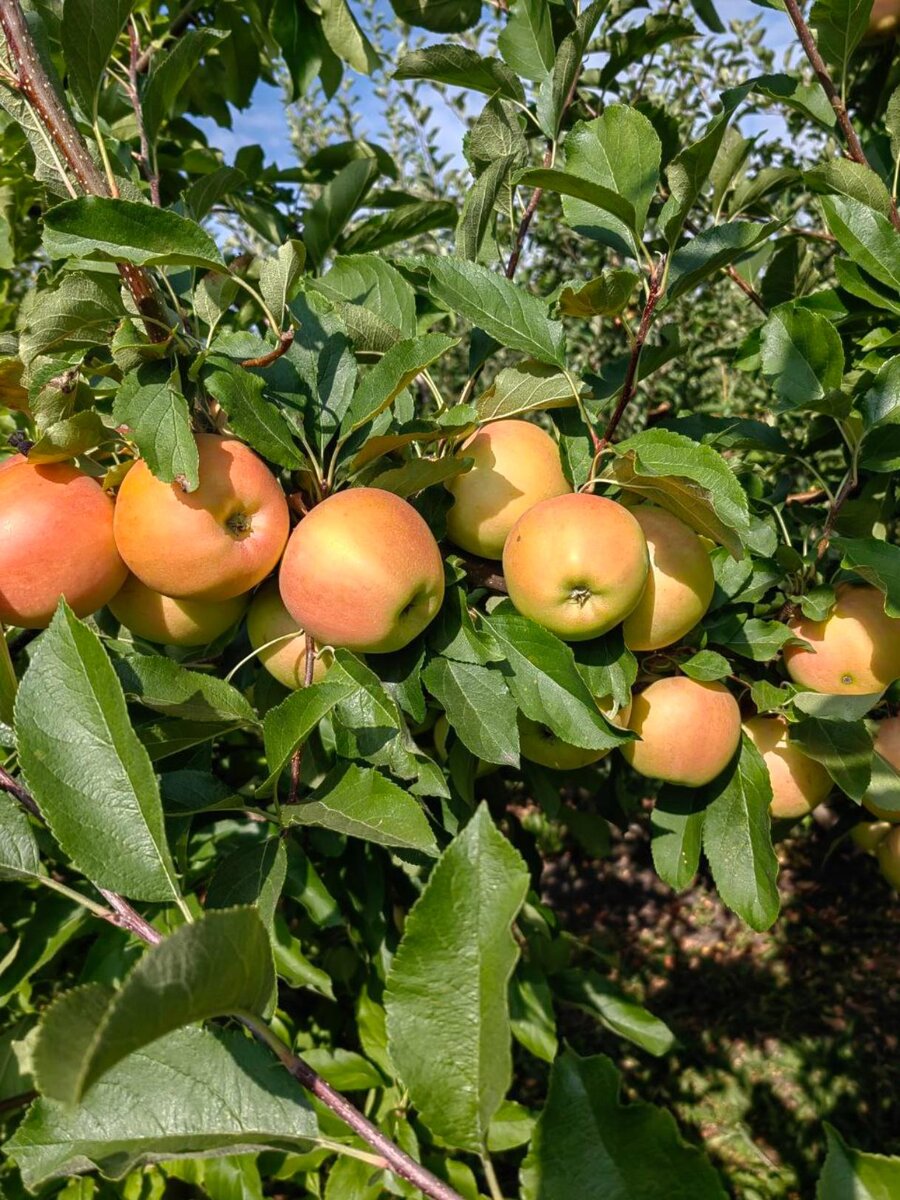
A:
541 808 900 1199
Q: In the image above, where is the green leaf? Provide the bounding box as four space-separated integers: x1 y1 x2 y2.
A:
393 45 524 101
389 0 481 32
810 0 872 77
370 455 470 497
33 908 274 1105
666 220 775 302
319 0 380 73
113 654 256 725
142 28 230 147
259 239 306 324
820 195 900 292
340 200 457 254
486 605 630 752
702 735 779 931
385 804 529 1153
509 966 558 1062
558 270 641 317
203 359 306 470
422 658 520 766
536 2 606 138
806 158 893 218
282 763 437 854
44 199 225 271
818 1125 900 1199
832 537 900 616
411 255 566 366
559 106 662 248
17 271 123 365
304 158 379 268
15 604 181 904
681 649 732 681
113 363 199 490
790 718 873 801
259 675 358 796
207 839 287 933
456 155 516 261
521 1051 728 1200
760 303 845 410
343 333 459 433
517 167 638 234
660 93 745 243
6 1026 316 1188
62 0 135 120
609 429 751 558
476 360 582 421
651 785 706 890
498 0 555 82
704 612 798 661
0 790 41 882
310 254 417 341
27 411 107 464
553 970 674 1056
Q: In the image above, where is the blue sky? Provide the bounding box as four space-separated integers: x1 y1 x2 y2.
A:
197 0 793 172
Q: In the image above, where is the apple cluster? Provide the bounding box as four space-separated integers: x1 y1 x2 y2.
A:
1 420 898 888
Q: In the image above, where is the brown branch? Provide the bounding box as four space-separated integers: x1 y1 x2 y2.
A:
0 767 464 1200
452 552 508 594
0 0 170 340
127 20 160 206
782 0 900 232
241 329 296 368
596 257 666 453
817 468 858 559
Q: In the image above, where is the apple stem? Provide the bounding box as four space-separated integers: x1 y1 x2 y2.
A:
0 768 466 1200
782 0 900 232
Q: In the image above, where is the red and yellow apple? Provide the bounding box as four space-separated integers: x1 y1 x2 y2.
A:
867 0 900 38
502 493 649 641
114 433 289 601
862 715 900 822
0 459 127 628
445 419 571 559
247 580 328 689
743 715 832 819
877 825 900 889
279 487 445 654
622 506 714 651
623 677 741 787
519 696 632 771
108 574 248 647
784 583 900 696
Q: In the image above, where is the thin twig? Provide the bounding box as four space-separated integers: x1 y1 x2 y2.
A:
241 329 296 368
595 257 666 453
816 468 857 558
135 0 202 73
782 0 900 231
0 768 464 1200
0 0 170 340
127 20 160 206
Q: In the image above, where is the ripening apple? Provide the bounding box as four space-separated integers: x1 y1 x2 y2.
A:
784 583 900 696
114 433 290 601
108 574 248 647
623 677 742 787
743 716 832 819
247 580 328 689
862 715 900 822
518 696 632 771
0 459 127 628
867 0 900 38
279 488 445 654
622 506 715 651
445 419 571 560
877 825 900 889
850 821 891 854
502 493 649 641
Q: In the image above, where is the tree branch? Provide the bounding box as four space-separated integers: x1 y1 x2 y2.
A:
451 551 508 594
127 20 160 206
0 765 462 1200
135 0 202 74
0 0 170 340
782 0 900 231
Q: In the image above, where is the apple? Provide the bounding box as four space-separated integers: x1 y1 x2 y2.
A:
743 715 832 819
851 821 891 854
113 433 290 601
622 676 742 787
519 696 632 771
0 459 127 628
502 493 649 641
445 419 571 560
108 574 248 647
877 825 900 889
247 580 328 689
622 506 715 651
784 583 900 696
861 715 900 822
279 487 445 654
867 0 900 38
